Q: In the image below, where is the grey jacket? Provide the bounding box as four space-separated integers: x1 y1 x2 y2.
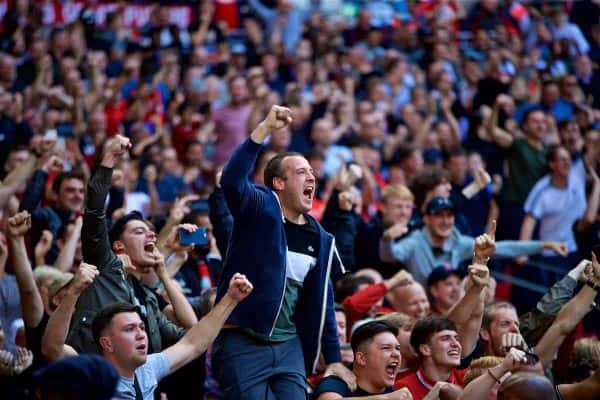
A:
67 166 185 353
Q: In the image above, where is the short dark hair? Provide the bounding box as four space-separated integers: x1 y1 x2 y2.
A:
410 316 457 358
108 211 146 245
546 144 566 164
334 274 375 303
92 302 140 352
263 151 303 190
521 108 544 127
443 146 467 163
351 320 398 353
52 171 85 194
409 167 450 210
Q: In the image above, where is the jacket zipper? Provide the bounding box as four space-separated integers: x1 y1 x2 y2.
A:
269 266 287 336
311 237 335 374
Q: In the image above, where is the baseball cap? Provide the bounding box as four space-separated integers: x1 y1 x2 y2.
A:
427 264 461 287
33 266 74 302
425 197 455 215
33 354 119 400
109 211 145 245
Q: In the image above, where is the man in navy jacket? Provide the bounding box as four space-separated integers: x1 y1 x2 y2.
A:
212 105 345 399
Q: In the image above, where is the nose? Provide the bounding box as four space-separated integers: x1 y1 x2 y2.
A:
147 231 156 241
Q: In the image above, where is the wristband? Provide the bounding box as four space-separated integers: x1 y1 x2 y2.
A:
488 368 501 384
473 254 490 264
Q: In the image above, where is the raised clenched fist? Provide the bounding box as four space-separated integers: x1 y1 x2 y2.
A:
263 105 293 131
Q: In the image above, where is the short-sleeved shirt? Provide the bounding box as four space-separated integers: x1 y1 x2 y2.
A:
115 353 170 400
313 375 393 398
524 175 587 255
503 138 547 205
394 368 466 400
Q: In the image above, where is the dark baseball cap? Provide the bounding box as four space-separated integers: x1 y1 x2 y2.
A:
109 211 145 245
33 354 119 400
425 197 455 215
427 264 461 287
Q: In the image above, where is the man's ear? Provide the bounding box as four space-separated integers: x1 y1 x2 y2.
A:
480 328 490 342
355 351 367 367
272 176 285 191
113 240 125 253
99 336 113 353
419 343 432 358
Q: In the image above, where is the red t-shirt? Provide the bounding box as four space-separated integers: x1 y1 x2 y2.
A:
394 367 466 400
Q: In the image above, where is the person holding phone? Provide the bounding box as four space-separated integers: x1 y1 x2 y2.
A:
212 105 349 399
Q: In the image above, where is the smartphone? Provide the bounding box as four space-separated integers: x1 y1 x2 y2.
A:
179 227 208 247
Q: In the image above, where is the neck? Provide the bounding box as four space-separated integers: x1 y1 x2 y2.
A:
426 228 447 247
355 370 386 394
279 200 307 224
422 359 453 383
434 302 452 315
551 174 567 188
525 136 543 149
107 356 136 379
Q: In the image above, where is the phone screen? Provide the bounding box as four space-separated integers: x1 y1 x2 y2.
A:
179 227 208 247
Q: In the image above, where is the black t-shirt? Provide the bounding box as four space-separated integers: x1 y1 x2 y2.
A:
25 312 50 369
312 376 393 399
284 217 320 259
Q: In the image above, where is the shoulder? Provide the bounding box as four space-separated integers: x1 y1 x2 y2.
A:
138 353 170 381
527 175 552 201
313 376 353 398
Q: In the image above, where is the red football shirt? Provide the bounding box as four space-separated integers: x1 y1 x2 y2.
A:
394 367 466 400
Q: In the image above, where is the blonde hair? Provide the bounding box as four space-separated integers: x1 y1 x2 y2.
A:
573 338 600 362
376 312 416 331
463 356 504 386
381 184 414 203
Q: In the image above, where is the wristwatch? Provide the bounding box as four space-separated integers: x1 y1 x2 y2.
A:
585 279 599 291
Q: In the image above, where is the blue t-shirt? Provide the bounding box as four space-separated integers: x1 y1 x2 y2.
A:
115 353 170 400
312 376 393 399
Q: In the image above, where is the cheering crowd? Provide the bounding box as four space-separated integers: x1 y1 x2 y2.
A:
0 0 600 399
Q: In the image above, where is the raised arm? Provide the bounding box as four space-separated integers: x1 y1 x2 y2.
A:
6 211 44 328
535 255 600 367
0 154 36 209
82 135 131 269
486 95 514 149
461 348 529 400
221 105 292 216
41 263 98 361
576 165 600 233
247 0 276 22
151 237 198 329
162 273 253 374
53 216 82 272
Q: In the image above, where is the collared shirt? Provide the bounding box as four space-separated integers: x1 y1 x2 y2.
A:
394 367 466 400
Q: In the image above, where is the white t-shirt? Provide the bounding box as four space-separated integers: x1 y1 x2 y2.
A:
115 353 170 400
524 174 587 256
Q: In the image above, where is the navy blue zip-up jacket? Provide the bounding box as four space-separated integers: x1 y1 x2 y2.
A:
216 137 343 374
